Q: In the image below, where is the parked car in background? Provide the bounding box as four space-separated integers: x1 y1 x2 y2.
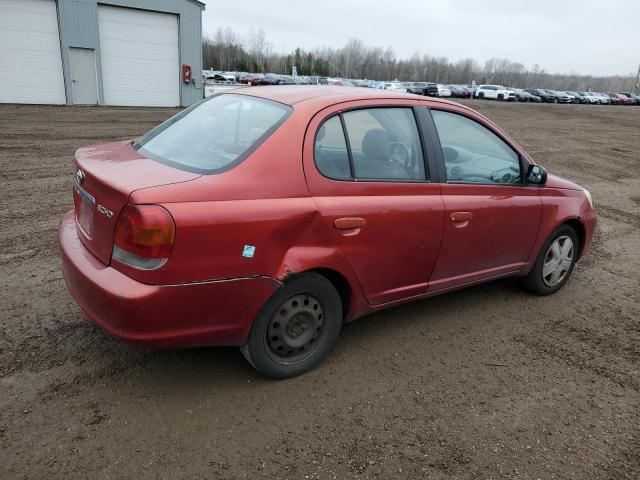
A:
611 93 637 105
203 72 235 83
437 84 452 97
564 91 588 104
604 93 622 105
60 86 596 378
382 82 408 92
258 73 282 85
523 89 555 103
579 92 601 104
507 88 527 102
542 90 572 103
327 78 359 87
404 82 438 96
475 85 516 101
618 92 640 104
509 88 540 102
220 72 239 82
424 83 440 97
592 92 611 104
448 85 472 98
238 73 264 85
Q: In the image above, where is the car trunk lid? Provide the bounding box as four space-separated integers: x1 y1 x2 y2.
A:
73 140 200 264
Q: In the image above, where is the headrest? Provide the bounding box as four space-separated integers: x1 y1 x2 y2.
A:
362 129 390 161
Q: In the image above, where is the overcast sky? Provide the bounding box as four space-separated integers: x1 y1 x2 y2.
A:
201 0 639 77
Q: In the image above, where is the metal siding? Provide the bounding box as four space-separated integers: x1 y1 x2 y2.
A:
56 0 202 106
178 5 204 106
56 0 102 104
0 0 67 104
98 5 180 106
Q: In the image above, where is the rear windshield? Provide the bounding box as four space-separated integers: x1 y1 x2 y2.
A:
135 94 292 174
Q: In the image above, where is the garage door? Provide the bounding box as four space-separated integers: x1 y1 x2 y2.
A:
98 5 180 107
0 0 66 104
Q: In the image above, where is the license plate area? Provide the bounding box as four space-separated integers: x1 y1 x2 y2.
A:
74 182 95 238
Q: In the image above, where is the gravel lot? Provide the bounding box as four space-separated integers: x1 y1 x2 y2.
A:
1 100 639 479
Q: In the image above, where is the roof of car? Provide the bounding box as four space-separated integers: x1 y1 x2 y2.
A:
229 85 457 108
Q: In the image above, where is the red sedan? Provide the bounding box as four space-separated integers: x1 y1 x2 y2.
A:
59 86 596 378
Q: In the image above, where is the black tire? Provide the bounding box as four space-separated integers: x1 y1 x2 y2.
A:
478 92 484 99
497 93 504 101
522 225 579 295
240 272 342 379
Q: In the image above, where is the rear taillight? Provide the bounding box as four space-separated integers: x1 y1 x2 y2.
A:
112 205 175 270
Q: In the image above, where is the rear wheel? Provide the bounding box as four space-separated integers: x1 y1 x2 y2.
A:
522 225 578 295
241 273 342 378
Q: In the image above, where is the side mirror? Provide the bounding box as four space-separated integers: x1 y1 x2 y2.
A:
526 164 547 185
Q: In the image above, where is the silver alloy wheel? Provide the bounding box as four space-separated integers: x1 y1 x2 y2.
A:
542 235 574 287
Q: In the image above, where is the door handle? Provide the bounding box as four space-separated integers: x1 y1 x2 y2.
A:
334 217 367 230
450 211 473 223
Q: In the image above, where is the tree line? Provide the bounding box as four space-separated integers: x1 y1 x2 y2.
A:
203 27 637 92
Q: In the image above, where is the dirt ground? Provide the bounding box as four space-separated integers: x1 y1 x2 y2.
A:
1 99 639 480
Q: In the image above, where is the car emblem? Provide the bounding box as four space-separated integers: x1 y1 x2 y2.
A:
76 169 85 185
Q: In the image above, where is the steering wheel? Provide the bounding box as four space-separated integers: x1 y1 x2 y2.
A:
458 174 492 183
389 142 414 175
490 167 520 184
389 142 412 168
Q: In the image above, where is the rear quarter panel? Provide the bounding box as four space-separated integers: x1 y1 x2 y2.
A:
123 106 361 302
161 197 356 283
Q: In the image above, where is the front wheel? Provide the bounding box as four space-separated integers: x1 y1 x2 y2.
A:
522 225 578 295
241 272 343 378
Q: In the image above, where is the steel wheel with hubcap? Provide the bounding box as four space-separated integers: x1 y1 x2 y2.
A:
542 235 574 287
522 225 579 295
241 272 342 378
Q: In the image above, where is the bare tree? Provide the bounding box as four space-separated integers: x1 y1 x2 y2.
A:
202 28 637 90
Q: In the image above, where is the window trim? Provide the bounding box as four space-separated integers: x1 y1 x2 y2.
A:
428 107 529 187
312 106 432 183
134 93 293 175
338 114 356 179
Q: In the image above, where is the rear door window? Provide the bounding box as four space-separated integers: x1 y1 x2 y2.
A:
314 116 351 180
314 108 427 181
342 108 426 180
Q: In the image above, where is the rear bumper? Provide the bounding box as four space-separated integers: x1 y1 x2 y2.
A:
59 211 281 348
